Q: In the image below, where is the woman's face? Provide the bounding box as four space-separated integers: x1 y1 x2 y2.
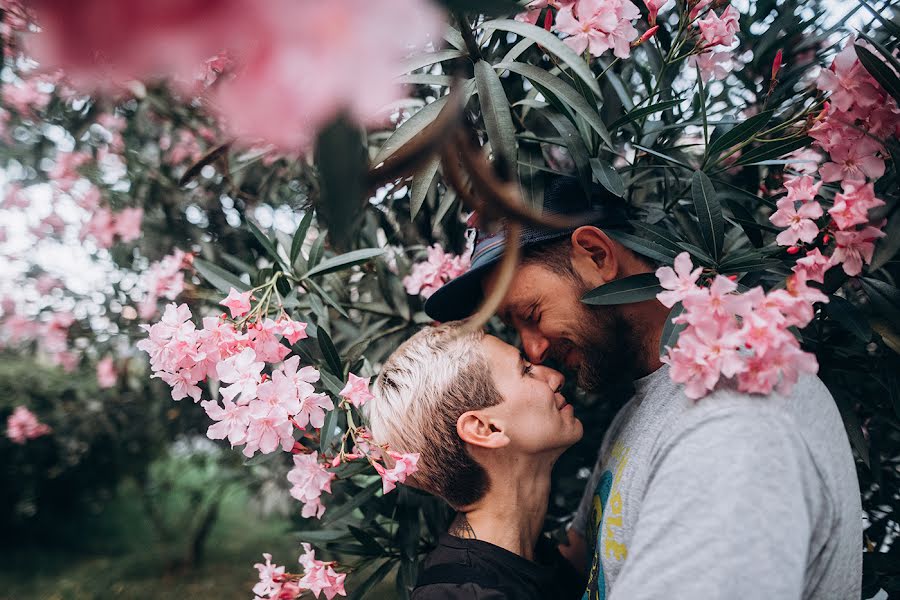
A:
480 335 583 455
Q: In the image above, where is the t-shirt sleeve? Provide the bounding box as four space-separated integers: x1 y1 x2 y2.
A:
608 406 821 600
570 451 604 538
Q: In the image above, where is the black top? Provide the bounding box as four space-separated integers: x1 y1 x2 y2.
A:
411 534 584 600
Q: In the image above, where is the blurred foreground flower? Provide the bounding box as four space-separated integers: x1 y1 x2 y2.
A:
6 405 51 444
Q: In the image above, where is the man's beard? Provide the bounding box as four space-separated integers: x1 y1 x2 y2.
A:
548 300 639 401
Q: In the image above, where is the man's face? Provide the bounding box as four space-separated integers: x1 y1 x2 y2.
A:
490 262 637 394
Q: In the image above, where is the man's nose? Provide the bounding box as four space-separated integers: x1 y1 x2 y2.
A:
521 329 549 364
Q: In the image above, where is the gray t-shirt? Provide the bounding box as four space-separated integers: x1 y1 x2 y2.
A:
571 366 862 600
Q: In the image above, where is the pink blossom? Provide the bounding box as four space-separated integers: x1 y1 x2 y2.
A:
220 287 252 319
155 365 204 402
831 225 885 276
403 244 471 299
655 252 703 307
339 373 374 408
697 5 740 47
555 0 641 59
253 553 286 599
737 337 818 396
769 197 823 246
296 393 334 430
816 42 881 113
217 347 264 404
819 136 885 183
766 275 828 329
687 50 732 82
248 319 291 363
2 77 51 117
287 453 336 519
202 398 250 447
164 129 204 166
80 208 117 248
643 0 669 25
2 183 30 209
662 318 746 399
139 249 188 318
374 451 421 494
114 207 143 243
243 401 294 457
96 355 117 388
680 275 743 323
516 0 549 24
784 175 821 203
50 151 91 192
297 543 347 599
278 318 308 345
280 356 320 399
792 248 832 284
828 180 885 231
689 0 713 20
6 405 51 444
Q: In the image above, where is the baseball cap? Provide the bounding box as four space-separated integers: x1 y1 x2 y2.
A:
423 176 629 322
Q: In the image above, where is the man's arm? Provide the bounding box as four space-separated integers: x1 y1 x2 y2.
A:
608 407 818 600
559 527 588 578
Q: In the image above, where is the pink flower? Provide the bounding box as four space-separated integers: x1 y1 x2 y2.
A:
816 42 881 113
96 355 117 388
784 175 821 203
6 405 51 444
49 151 91 192
278 318 308 345
769 197 823 246
253 553 286 598
217 347 264 404
114 207 144 243
516 0 549 24
80 208 117 249
248 319 291 363
766 275 828 329
296 393 334 430
220 287 252 319
155 365 204 402
643 0 668 24
697 5 740 47
827 180 885 231
297 543 347 599
831 225 885 276
280 356 320 399
819 136 885 183
202 398 250 447
374 451 420 494
687 50 731 82
288 453 336 519
243 401 294 457
792 248 832 284
663 318 746 399
680 275 742 323
655 252 702 307
339 373 374 408
556 0 641 59
403 244 471 299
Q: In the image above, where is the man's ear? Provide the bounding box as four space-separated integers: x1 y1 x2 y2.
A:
457 410 510 450
569 226 618 288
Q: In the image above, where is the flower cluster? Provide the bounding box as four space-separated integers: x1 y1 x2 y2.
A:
253 544 347 600
137 249 192 319
517 0 643 59
657 252 824 399
403 243 471 299
686 0 740 82
0 308 78 371
6 405 52 444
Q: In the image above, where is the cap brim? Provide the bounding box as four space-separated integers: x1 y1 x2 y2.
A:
423 254 502 322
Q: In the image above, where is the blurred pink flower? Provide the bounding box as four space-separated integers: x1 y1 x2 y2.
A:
6 405 51 444
288 453 336 519
643 0 668 25
687 50 731 82
96 355 117 388
792 248 831 284
114 207 144 243
556 0 641 58
403 243 471 299
828 180 884 230
50 151 91 192
697 5 739 47
220 287 252 318
816 42 881 113
339 373 374 408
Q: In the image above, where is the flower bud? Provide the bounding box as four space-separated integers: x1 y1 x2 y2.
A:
787 246 801 255
771 49 783 82
633 26 659 47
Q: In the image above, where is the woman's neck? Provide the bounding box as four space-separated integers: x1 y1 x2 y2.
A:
449 463 553 561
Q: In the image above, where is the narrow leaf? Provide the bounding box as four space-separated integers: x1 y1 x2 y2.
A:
659 303 686 357
825 295 872 342
690 171 724 260
543 111 592 197
605 230 677 264
193 258 250 293
855 45 900 106
590 159 625 197
346 560 396 600
320 407 341 455
410 156 441 220
582 273 663 305
707 109 774 160
304 248 385 279
317 327 344 377
291 210 315 266
322 479 382 526
247 220 290 271
608 99 682 131
627 221 686 254
474 59 518 166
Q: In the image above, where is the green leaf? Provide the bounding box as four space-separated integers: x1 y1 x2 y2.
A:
825 295 872 342
322 479 383 526
581 273 662 306
542 111 592 198
590 159 625 198
474 59 517 166
870 205 900 271
608 99 682 131
374 96 448 165
193 258 250 293
691 171 724 260
861 278 900 324
401 49 466 74
855 44 900 106
319 407 341 454
317 327 343 377
706 109 774 161
633 144 693 170
290 210 315 267
304 248 385 279
247 220 290 271
717 249 782 273
734 135 812 167
659 303 686 357
676 241 717 267
484 20 602 98
349 525 385 555
306 278 351 320
495 62 612 150
243 451 282 467
724 197 764 247
307 236 325 270
346 560 396 600
627 221 686 254
315 116 367 251
293 529 350 544
605 230 677 264
319 369 348 397
410 156 441 220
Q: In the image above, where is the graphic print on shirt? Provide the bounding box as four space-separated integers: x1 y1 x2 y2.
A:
583 443 630 600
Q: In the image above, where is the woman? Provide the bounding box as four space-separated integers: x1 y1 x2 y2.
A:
365 322 584 599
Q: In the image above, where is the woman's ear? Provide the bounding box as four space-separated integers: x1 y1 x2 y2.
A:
457 410 509 450
569 226 619 288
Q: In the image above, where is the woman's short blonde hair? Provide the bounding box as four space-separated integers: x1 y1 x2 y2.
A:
366 322 503 508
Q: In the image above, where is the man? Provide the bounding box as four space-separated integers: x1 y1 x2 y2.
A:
423 177 862 599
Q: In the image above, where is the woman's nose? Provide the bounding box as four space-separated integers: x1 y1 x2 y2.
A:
521 329 549 364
